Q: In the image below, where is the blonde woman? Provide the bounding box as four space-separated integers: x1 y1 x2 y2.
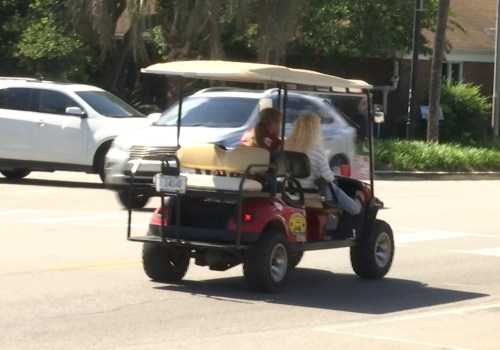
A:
285 113 363 216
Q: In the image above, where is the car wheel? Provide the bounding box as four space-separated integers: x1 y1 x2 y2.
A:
330 155 348 175
243 229 289 293
95 144 111 183
0 169 31 179
350 219 394 279
117 189 150 209
142 243 190 283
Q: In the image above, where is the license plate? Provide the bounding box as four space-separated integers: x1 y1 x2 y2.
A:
154 174 187 193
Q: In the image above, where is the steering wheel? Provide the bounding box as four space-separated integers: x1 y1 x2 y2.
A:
281 177 305 207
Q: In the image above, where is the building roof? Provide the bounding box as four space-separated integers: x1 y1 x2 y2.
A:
420 0 496 62
447 0 496 51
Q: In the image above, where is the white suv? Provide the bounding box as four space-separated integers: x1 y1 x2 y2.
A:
0 78 154 181
105 88 358 208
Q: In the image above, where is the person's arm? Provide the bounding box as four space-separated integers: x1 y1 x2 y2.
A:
311 145 335 182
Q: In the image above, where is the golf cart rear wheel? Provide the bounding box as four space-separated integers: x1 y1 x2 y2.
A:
350 219 394 279
243 229 289 293
117 189 149 209
142 243 190 283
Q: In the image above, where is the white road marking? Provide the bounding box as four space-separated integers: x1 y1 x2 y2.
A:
450 247 500 257
48 259 141 271
0 209 57 216
17 213 127 223
314 302 500 349
315 302 500 330
78 223 148 228
1 210 498 259
0 188 52 195
397 231 475 244
314 330 470 350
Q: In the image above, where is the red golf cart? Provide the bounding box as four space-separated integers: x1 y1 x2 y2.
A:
125 60 394 293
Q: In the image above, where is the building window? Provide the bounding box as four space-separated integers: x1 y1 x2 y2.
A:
442 62 463 85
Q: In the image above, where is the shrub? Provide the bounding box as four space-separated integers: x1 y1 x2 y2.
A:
375 139 500 172
438 80 491 144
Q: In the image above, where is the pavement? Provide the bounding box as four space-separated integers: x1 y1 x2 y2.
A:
375 170 500 180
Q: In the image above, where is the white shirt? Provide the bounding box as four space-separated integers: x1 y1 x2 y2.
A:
300 143 334 189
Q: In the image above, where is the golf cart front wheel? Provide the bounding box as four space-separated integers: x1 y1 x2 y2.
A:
350 219 394 279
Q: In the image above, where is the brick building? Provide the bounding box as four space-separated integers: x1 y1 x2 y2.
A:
375 0 496 136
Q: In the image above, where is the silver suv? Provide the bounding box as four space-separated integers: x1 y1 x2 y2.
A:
105 88 357 208
0 78 154 181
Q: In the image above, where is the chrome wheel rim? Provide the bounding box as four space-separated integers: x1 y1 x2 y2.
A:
375 232 392 267
270 244 287 282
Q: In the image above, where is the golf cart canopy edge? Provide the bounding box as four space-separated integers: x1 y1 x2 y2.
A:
141 60 373 91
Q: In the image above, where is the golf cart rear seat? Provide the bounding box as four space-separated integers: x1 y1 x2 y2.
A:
177 144 271 192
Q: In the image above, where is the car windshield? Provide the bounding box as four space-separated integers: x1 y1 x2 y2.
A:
157 96 258 127
76 90 145 118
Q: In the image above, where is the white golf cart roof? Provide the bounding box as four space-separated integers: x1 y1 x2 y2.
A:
141 60 372 91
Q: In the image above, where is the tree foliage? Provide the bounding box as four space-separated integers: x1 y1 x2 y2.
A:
4 0 95 81
0 0 443 93
0 0 31 74
297 0 438 59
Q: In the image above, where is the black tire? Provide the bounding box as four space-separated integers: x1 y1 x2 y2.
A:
288 251 304 269
1 169 31 179
350 219 394 279
117 189 150 209
243 229 290 293
142 243 190 283
95 145 110 183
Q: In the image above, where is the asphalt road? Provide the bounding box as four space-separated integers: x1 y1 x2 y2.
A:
0 172 499 350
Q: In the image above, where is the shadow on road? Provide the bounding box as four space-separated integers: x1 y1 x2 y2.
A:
0 177 103 189
154 268 487 314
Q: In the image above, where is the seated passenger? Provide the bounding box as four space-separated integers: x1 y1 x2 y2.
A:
240 107 282 151
284 113 363 215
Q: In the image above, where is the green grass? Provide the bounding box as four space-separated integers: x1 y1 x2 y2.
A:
374 139 500 172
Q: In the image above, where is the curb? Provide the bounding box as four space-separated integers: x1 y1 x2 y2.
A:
374 171 500 180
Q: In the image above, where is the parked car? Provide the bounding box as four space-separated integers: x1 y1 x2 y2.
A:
0 78 155 181
105 88 357 208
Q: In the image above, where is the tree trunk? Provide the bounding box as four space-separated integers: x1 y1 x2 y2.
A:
427 0 450 142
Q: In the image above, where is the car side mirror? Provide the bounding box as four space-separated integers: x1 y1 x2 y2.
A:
66 106 86 117
373 104 385 124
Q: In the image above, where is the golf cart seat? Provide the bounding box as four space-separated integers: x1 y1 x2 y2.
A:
177 144 272 192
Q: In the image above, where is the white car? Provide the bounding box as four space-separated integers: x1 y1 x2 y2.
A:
0 78 155 181
105 88 357 208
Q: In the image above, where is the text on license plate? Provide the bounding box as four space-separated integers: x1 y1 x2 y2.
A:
154 174 187 193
